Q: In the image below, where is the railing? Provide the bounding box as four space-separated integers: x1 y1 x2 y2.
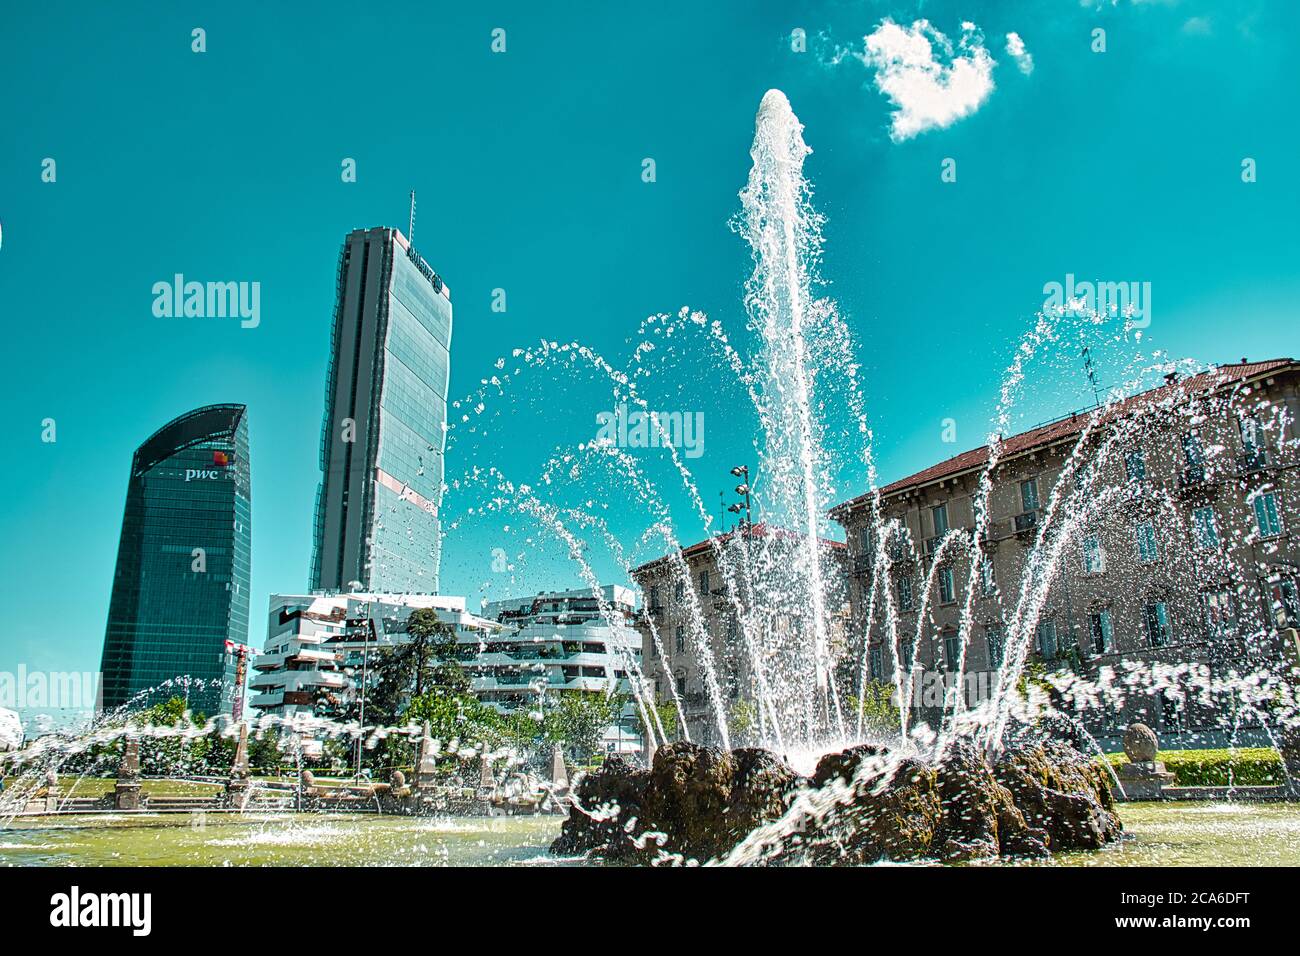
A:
1013 511 1037 535
1237 449 1268 475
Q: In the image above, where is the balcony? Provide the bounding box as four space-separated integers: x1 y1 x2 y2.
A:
852 554 874 577
1013 511 1037 540
1237 449 1269 476
1177 465 1213 493
252 653 284 672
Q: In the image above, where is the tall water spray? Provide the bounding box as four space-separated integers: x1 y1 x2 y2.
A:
736 91 843 745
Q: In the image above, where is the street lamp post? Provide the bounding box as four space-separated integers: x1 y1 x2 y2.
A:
727 465 753 537
347 583 372 783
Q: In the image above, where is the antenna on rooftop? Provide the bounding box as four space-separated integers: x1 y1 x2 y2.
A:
407 190 417 245
1081 343 1101 407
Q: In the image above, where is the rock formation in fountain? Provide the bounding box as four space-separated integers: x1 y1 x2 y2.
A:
552 740 1120 865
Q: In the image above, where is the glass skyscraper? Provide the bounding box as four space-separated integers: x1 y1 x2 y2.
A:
310 226 451 594
99 403 252 716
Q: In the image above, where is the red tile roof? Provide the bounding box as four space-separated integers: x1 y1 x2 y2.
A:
631 521 845 575
831 358 1296 515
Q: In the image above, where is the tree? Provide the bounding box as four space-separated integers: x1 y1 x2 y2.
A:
649 700 679 741
545 693 622 764
728 699 758 743
248 727 285 773
850 681 902 739
369 608 464 725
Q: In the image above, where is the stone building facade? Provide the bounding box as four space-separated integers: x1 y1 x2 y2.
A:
829 358 1300 750
630 524 848 747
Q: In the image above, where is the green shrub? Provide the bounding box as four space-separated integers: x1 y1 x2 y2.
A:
1107 747 1285 787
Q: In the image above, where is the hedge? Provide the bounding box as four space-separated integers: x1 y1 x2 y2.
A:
1107 748 1285 787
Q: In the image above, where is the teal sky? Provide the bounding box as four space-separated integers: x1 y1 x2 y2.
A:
2 1 1298 699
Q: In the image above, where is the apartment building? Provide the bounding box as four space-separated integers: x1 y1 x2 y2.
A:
250 593 502 726
830 358 1300 749
476 586 645 757
630 523 849 746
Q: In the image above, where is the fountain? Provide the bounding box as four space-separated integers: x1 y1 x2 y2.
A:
3 89 1300 868
542 89 1299 863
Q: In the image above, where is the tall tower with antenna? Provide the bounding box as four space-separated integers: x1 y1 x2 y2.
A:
310 211 452 594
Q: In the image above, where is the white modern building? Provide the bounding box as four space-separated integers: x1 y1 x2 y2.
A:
477 586 646 757
250 592 503 721
0 707 22 752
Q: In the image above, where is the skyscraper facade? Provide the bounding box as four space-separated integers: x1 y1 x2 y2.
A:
311 226 451 595
99 403 252 716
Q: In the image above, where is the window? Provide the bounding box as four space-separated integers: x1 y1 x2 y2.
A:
931 503 949 537
1083 535 1106 574
901 643 914 670
1161 691 1186 733
698 569 710 594
1183 432 1205 469
1240 416 1266 466
943 632 962 669
985 624 1005 668
869 645 884 682
859 525 876 562
1089 609 1114 654
1124 448 1147 482
1253 492 1282 538
675 625 685 653
675 672 687 697
1192 507 1220 550
1020 479 1039 514
979 558 996 596
1203 591 1236 639
1144 602 1171 648
1135 522 1159 564
897 575 915 612
938 566 956 604
1270 578 1299 628
649 639 658 659
1037 620 1059 659
673 580 685 603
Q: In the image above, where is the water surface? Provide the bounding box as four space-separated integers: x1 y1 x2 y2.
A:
3 802 1298 866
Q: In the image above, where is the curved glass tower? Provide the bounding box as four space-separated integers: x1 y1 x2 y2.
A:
310 226 450 594
99 403 251 716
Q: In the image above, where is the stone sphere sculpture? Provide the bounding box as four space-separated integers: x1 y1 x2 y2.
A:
390 770 406 789
300 769 315 788
1122 723 1159 763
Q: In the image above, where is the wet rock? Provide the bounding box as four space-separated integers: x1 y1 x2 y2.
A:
992 740 1121 851
552 738 1119 864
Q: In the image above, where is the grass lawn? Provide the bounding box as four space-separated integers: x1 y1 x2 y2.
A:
54 777 223 798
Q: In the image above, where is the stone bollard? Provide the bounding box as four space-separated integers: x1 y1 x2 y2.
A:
115 735 143 811
549 745 569 792
43 768 60 813
1113 723 1175 800
225 723 251 807
413 721 439 794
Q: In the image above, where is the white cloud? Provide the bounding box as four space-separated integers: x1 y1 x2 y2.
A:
861 19 997 142
1005 32 1034 75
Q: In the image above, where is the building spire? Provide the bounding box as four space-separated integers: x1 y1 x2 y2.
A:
408 190 417 246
